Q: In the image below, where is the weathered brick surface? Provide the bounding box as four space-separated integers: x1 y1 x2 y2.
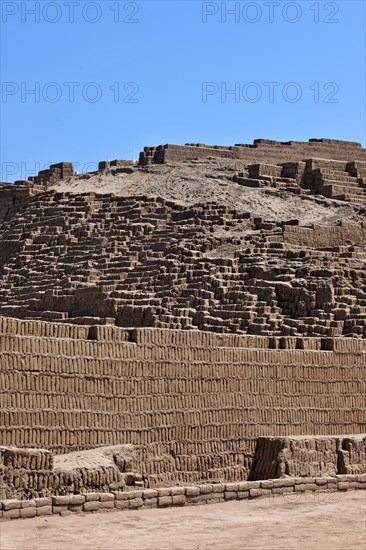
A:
2 475 362 521
36 505 53 516
0 139 365 500
139 139 366 165
129 498 143 509
83 501 100 512
251 436 366 481
20 507 36 518
0 326 365 494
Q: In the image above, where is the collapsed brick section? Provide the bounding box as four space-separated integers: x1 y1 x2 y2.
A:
0 445 141 500
251 436 366 480
29 162 73 189
1 437 365 500
0 192 365 337
138 139 366 207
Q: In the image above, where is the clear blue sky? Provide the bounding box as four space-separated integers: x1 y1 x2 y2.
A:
1 0 365 181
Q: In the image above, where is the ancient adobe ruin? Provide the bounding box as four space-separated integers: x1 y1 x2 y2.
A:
0 138 365 514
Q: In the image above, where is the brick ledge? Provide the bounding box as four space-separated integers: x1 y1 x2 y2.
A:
1 474 365 520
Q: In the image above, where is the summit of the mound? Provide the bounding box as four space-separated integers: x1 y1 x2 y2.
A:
48 158 359 226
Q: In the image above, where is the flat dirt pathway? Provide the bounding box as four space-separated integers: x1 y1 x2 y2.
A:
1 491 365 550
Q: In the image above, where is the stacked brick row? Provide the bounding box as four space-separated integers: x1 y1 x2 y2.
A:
0 316 89 339
1 318 366 351
233 157 366 205
1 475 366 520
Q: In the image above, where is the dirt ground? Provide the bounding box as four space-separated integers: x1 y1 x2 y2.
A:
50 158 358 226
1 491 365 550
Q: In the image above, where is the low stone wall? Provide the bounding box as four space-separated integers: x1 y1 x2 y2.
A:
2 436 365 500
1 475 365 520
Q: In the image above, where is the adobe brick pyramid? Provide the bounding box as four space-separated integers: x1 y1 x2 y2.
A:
0 137 365 499
1 137 366 338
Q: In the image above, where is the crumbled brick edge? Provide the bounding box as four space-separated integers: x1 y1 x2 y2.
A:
1 474 365 520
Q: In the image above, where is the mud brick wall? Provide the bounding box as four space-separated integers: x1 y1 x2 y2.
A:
0 162 73 225
283 223 366 248
98 159 135 171
0 186 33 225
2 475 366 520
0 445 124 500
1 465 123 500
338 437 366 475
30 162 73 189
0 446 53 471
139 139 366 165
251 436 366 480
0 316 89 340
1 318 365 486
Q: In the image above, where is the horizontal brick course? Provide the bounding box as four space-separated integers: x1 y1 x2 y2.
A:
2 475 364 521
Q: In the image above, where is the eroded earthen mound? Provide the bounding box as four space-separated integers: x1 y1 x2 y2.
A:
0 138 366 337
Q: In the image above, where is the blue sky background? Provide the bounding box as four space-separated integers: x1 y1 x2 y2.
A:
1 0 365 181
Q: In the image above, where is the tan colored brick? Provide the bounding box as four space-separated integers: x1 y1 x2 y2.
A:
3 509 20 519
185 487 200 496
100 493 115 502
21 500 36 508
20 507 36 518
129 498 143 509
172 495 186 506
158 496 172 507
115 501 129 510
225 491 238 500
36 506 53 516
83 501 100 512
143 498 157 508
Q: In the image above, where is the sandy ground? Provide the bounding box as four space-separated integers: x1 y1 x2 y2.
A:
1 491 365 550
